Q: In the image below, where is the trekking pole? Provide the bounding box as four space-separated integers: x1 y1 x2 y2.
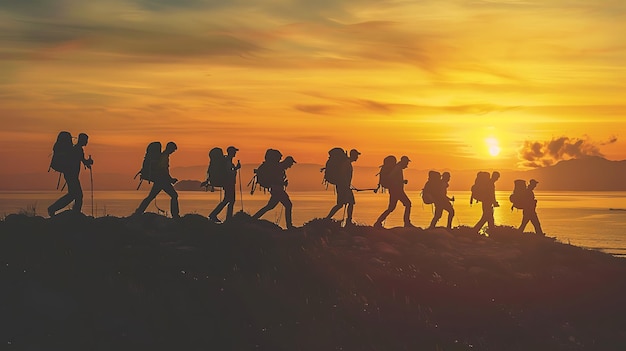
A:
351 186 379 192
153 198 166 216
88 155 94 217
238 161 244 212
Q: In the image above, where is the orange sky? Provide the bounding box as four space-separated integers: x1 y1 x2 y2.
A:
1 0 625 189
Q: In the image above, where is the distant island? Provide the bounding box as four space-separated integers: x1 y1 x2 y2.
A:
516 156 626 191
173 179 205 191
2 211 625 350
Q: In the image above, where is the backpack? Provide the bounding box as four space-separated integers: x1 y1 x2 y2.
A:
207 147 229 187
377 155 397 190
421 170 441 205
135 141 162 187
250 149 283 194
49 131 73 173
322 147 349 186
509 179 528 210
470 171 491 203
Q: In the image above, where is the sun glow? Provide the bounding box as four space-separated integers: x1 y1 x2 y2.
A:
486 137 501 157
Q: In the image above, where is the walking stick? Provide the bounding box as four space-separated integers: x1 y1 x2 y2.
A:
89 167 94 217
351 186 379 192
88 155 94 217
238 161 244 212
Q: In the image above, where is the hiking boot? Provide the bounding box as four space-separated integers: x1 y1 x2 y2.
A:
47 207 55 217
373 222 384 229
208 216 222 224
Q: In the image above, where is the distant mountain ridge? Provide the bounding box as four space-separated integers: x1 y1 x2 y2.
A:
516 156 626 191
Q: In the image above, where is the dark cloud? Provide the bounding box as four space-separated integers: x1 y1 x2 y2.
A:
518 136 612 168
294 104 334 115
602 135 618 145
0 19 262 62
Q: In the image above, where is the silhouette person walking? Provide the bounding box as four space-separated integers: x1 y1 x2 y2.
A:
252 156 296 229
48 133 93 216
374 155 415 228
518 179 544 235
326 149 360 226
208 146 241 223
428 171 455 229
473 171 500 232
133 142 180 218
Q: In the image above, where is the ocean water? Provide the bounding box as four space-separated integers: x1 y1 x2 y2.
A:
1 190 625 257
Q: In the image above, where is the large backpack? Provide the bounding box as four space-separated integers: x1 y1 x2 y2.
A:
322 147 349 186
135 141 162 188
470 171 491 203
421 170 441 205
49 131 73 173
377 155 397 191
207 147 229 187
250 149 283 194
509 179 528 210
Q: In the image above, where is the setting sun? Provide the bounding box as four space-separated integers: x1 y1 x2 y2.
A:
486 137 501 157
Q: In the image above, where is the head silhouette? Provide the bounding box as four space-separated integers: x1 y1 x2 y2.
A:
529 179 538 189
77 133 88 146
349 149 361 161
165 141 178 154
399 155 410 168
491 171 500 182
442 171 450 182
283 156 296 168
227 146 238 157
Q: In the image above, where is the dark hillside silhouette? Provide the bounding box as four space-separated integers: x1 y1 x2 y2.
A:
1 213 626 350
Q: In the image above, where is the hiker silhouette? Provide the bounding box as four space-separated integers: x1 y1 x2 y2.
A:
428 171 455 230
133 142 180 218
208 146 241 223
374 155 415 228
473 171 500 232
518 179 544 235
48 133 93 216
252 155 296 229
325 148 360 226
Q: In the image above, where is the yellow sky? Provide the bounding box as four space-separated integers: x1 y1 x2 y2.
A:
1 0 625 188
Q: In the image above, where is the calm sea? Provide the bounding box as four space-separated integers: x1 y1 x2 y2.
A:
1 190 625 257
